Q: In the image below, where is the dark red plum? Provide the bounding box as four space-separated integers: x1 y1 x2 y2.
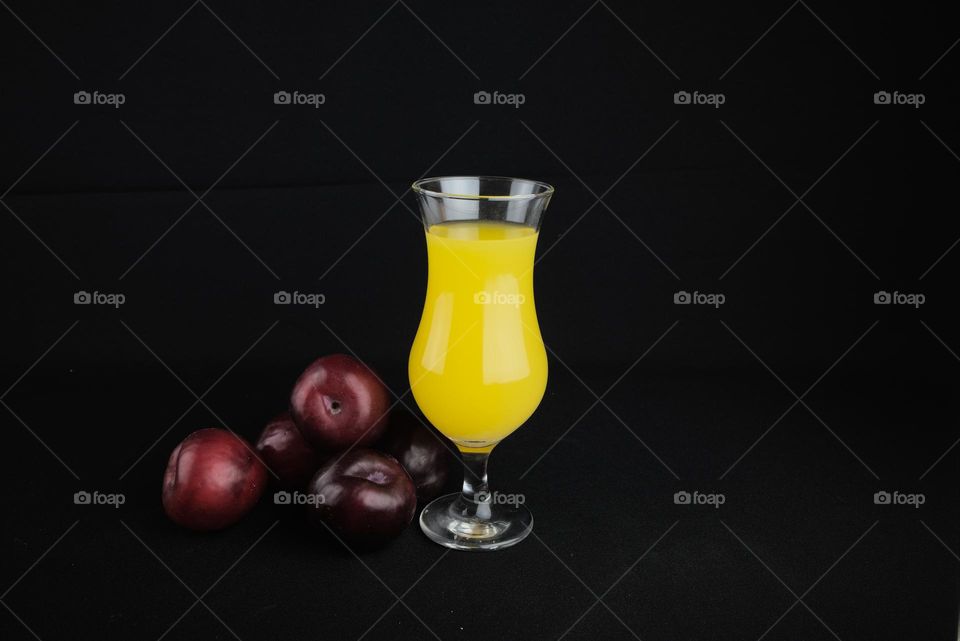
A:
290 354 390 451
162 428 267 531
256 411 323 488
306 449 416 548
376 411 451 501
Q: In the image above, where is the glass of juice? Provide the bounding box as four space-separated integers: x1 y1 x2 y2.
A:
409 175 554 550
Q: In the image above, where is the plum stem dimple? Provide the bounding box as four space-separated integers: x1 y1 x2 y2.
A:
366 470 390 485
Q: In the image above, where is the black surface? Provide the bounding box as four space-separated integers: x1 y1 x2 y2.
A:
2 1 959 640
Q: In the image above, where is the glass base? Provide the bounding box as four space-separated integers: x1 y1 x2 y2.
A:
419 492 533 551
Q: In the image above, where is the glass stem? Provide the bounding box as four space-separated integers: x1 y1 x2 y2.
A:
460 450 492 520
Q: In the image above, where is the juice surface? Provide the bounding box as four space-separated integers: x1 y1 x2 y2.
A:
409 220 548 448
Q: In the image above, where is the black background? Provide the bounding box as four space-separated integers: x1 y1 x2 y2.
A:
2 1 958 639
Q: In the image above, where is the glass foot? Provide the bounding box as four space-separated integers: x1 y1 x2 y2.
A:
419 492 533 551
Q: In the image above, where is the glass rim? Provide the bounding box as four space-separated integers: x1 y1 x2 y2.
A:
412 175 555 202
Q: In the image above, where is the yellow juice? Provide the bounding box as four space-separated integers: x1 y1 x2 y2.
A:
409 220 548 449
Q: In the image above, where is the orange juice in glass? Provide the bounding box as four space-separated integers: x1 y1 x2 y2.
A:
409 176 553 550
